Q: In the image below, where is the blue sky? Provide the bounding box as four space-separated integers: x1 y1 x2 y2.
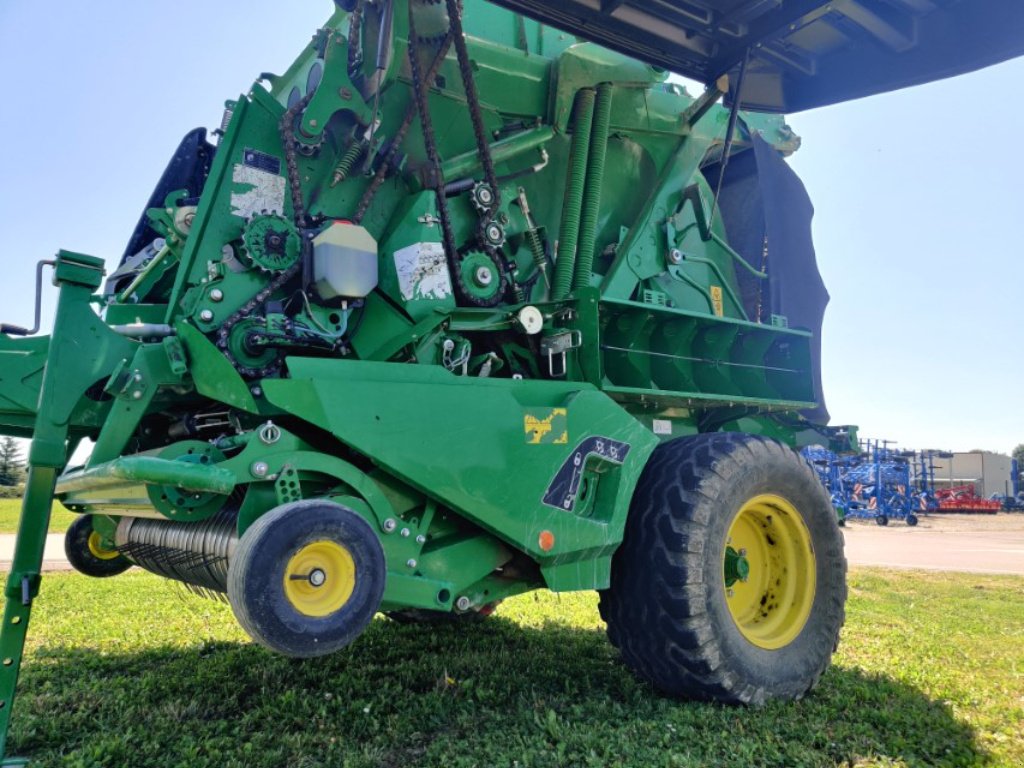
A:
0 2 1020 454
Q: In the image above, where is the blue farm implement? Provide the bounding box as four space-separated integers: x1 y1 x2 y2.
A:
802 442 946 527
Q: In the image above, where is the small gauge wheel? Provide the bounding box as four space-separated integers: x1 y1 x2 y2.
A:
65 515 132 578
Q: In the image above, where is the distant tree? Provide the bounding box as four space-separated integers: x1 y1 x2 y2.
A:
0 437 24 487
1013 443 1024 468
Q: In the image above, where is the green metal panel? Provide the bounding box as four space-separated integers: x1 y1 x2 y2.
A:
263 358 658 587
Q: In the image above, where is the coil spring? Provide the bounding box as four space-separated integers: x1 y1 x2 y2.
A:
331 140 367 187
116 508 238 593
524 227 548 291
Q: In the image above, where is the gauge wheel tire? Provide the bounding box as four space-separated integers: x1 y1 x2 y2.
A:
598 433 847 704
64 515 132 578
875 514 889 526
228 500 386 658
906 514 919 527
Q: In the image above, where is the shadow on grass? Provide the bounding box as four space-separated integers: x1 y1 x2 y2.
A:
11 616 985 768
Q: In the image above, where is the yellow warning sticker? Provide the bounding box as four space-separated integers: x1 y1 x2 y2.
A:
524 408 568 444
710 285 724 317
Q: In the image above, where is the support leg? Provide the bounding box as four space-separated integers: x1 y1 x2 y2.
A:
0 466 58 766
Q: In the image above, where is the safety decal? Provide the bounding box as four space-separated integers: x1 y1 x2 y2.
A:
710 285 724 317
394 242 452 301
230 162 286 219
542 436 631 511
524 408 568 445
652 419 672 435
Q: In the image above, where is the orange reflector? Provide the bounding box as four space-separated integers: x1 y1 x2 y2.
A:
538 530 555 552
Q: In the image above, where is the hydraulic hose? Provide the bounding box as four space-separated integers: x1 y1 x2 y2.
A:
551 89 595 301
573 82 613 292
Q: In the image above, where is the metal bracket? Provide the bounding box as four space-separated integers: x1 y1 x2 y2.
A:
540 330 582 378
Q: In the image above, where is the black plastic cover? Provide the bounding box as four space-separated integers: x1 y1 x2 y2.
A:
120 128 215 263
711 134 830 422
487 0 1024 113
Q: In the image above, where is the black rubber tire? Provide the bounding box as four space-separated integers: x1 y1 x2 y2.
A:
906 514 919 527
876 514 889 526
64 515 132 578
598 433 846 704
227 500 385 658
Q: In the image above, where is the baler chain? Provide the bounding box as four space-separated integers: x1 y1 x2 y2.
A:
279 90 316 227
445 0 514 307
406 3 476 307
347 0 365 76
353 30 455 225
215 265 300 379
211 76 318 378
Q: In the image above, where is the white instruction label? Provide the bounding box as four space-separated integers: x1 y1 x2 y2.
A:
230 164 286 219
652 419 673 435
394 242 452 301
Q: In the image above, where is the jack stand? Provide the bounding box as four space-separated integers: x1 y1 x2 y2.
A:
0 251 117 765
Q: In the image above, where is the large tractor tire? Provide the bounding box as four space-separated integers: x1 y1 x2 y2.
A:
64 515 132 578
599 433 846 704
227 500 385 658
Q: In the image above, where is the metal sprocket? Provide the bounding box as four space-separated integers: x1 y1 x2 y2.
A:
242 214 302 273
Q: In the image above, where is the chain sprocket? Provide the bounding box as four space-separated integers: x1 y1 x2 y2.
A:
458 250 506 305
242 214 302 273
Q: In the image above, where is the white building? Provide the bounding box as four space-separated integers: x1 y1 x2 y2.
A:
929 451 1013 498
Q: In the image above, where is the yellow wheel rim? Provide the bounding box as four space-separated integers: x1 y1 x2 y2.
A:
282 540 356 618
87 531 120 561
723 494 816 650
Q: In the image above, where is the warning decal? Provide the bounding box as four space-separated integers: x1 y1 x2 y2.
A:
710 285 724 317
524 408 568 445
394 242 452 301
542 436 631 511
230 163 286 219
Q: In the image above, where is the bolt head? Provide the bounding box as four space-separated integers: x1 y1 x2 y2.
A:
668 248 683 265
474 266 493 287
400 528 411 537
309 568 326 587
250 461 269 478
415 534 426 544
406 558 417 569
210 289 224 302
199 309 214 323
455 596 472 611
132 390 143 400
727 588 735 598
485 224 504 244
382 518 397 533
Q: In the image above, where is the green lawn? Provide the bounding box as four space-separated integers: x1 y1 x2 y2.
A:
1 568 1021 767
0 499 77 535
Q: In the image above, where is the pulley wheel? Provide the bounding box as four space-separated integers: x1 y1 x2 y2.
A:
227 500 385 657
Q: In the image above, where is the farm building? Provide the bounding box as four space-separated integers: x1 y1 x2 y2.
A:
929 452 1014 498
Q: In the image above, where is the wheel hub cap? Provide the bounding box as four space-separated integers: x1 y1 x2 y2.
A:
283 541 356 617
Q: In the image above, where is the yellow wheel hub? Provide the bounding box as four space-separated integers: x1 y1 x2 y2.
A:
87 531 120 561
282 540 356 618
723 494 816 650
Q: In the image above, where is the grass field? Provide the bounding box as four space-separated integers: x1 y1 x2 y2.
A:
0 499 76 535
1 568 1021 767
